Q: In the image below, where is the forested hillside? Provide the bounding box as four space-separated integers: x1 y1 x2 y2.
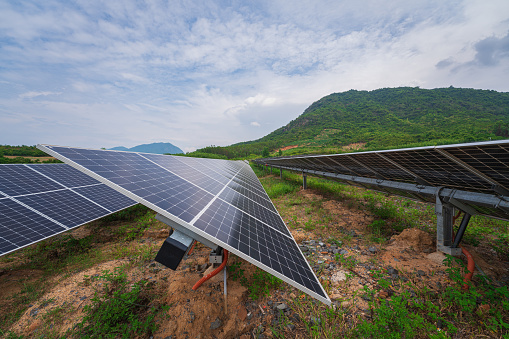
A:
194 87 509 158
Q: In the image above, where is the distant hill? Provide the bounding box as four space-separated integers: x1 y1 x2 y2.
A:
109 142 183 154
194 87 509 158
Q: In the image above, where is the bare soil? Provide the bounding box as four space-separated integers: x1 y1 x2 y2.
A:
1 180 508 338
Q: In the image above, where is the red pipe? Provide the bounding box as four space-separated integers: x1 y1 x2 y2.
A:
460 246 475 290
187 240 197 255
451 211 475 290
192 249 229 290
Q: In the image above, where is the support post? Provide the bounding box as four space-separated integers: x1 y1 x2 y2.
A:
280 168 283 179
303 173 307 189
435 196 462 256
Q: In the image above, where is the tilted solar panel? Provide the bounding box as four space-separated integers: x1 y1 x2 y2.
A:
38 145 331 305
0 164 136 256
254 140 509 221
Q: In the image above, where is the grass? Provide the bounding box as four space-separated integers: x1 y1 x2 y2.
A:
228 258 283 300
253 163 509 338
73 267 167 338
0 204 163 335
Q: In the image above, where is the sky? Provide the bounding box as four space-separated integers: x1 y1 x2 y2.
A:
1 0 509 152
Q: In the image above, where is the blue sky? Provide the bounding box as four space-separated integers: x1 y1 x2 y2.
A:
1 0 508 152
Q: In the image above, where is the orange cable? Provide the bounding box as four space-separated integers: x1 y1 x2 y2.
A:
192 250 229 290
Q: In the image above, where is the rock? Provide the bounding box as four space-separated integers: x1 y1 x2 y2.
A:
28 319 42 333
387 267 399 275
310 316 322 326
210 318 222 330
287 324 296 331
426 252 447 265
276 303 288 311
368 247 378 254
317 260 325 265
353 245 361 250
417 270 426 277
319 242 325 247
333 249 341 255
340 249 348 255
237 305 248 321
299 246 309 252
30 308 39 317
331 271 347 284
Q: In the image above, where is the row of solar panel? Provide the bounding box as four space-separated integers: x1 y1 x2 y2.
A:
254 140 509 221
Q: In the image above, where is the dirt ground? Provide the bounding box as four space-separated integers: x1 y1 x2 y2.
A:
1 185 508 338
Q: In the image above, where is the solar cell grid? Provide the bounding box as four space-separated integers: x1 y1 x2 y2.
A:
353 153 415 182
0 199 67 255
338 155 377 177
218 187 291 237
39 145 330 305
226 181 276 212
141 153 225 195
16 190 111 228
73 184 136 212
0 165 64 196
442 144 509 191
0 163 136 256
28 164 100 187
383 149 492 192
193 199 327 299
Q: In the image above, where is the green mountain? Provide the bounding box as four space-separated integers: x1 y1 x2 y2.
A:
196 87 509 158
109 142 183 154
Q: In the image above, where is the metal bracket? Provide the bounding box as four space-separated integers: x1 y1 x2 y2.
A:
493 184 509 197
209 247 224 264
155 213 218 250
435 193 462 256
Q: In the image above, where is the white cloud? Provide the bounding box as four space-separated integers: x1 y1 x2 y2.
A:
1 0 508 150
19 91 62 99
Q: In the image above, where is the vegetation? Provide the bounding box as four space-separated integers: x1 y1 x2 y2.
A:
258 166 509 338
0 145 62 164
74 268 166 338
192 87 509 158
229 261 283 300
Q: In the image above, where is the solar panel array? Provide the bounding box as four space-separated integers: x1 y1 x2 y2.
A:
254 140 509 221
38 145 331 305
0 164 136 256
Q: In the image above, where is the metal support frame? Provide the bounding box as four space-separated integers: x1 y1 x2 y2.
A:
280 168 283 179
255 163 509 257
156 213 218 250
303 173 307 189
435 195 462 256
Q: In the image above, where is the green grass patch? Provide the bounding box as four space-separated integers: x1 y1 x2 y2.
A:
74 268 167 338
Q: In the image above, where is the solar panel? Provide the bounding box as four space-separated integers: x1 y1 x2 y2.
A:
0 164 136 256
38 145 331 305
255 140 509 221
